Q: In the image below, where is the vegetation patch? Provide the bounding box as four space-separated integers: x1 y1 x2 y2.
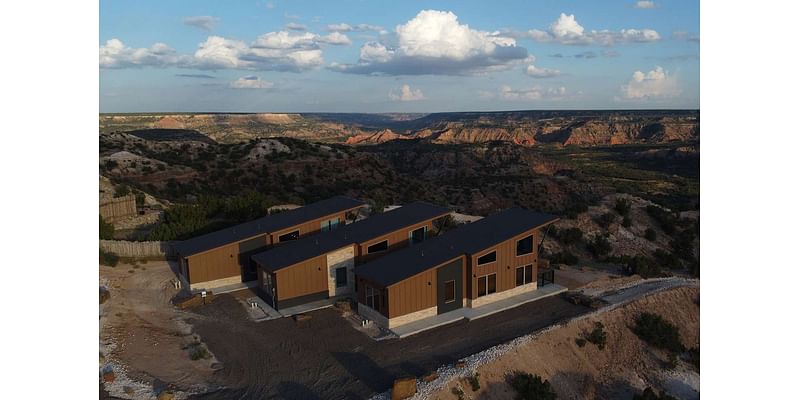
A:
633 387 678 400
508 371 557 400
467 373 481 391
587 234 612 257
631 312 685 354
99 249 120 267
584 322 608 350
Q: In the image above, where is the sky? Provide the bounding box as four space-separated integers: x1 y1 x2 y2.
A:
99 0 699 113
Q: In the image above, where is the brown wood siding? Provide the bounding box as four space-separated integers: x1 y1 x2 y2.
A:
186 242 241 283
271 211 349 244
356 220 434 264
387 255 465 318
468 229 540 299
275 254 329 301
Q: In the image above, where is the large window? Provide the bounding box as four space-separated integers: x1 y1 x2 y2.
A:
515 264 534 286
516 235 534 256
335 267 348 288
365 285 382 310
367 240 388 254
477 273 497 297
444 280 456 303
409 226 426 245
278 230 300 242
321 217 340 232
477 251 497 265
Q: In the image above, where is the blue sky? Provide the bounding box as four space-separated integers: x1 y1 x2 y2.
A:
99 0 699 113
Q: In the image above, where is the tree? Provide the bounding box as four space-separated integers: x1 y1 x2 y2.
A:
509 372 557 400
644 228 657 241
614 198 631 216
433 214 456 235
100 215 115 239
114 184 130 198
587 234 612 257
632 312 685 354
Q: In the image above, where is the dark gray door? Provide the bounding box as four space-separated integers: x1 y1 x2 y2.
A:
436 259 463 314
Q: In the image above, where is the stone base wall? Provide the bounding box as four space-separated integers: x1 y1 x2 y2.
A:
467 282 538 308
327 246 355 297
389 306 437 328
358 303 389 327
189 275 243 292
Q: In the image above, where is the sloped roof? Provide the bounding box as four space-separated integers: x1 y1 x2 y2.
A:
355 208 558 287
253 202 451 272
173 196 365 257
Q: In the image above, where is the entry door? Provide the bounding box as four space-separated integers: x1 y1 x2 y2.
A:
436 259 463 314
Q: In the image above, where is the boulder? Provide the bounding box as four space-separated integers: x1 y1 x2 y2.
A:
391 377 417 400
422 372 439 382
295 314 312 322
157 391 175 400
101 370 115 383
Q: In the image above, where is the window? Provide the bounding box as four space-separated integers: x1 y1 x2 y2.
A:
409 226 426 245
365 285 381 310
367 240 388 254
516 264 534 286
278 230 300 242
444 280 456 303
335 267 348 288
477 273 497 297
477 251 497 265
516 235 534 256
321 218 340 232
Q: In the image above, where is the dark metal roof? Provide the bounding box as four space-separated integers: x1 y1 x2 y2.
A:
173 196 365 257
355 208 558 287
252 202 451 272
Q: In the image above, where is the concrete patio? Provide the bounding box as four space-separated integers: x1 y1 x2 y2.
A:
390 283 568 338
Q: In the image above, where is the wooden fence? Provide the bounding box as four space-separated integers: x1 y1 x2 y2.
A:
100 240 177 259
100 194 137 221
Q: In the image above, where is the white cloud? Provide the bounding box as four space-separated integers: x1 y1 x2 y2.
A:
634 1 657 9
285 22 307 31
230 75 274 89
333 10 528 75
621 66 680 99
100 28 354 72
525 63 560 78
326 23 384 32
183 16 219 32
316 32 352 45
99 39 191 68
500 85 567 100
522 13 660 46
389 84 425 101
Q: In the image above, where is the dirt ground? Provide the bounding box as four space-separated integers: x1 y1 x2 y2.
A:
430 285 700 400
185 289 590 399
100 261 217 398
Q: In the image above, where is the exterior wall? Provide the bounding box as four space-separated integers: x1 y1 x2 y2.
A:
387 268 437 319
467 281 538 308
468 228 540 300
389 306 437 328
186 242 241 284
356 277 390 317
327 245 356 297
358 303 389 327
270 211 349 244
275 254 329 301
356 220 434 264
189 275 245 292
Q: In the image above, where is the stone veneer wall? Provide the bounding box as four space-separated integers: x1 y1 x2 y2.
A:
189 275 243 292
389 306 437 328
326 246 355 297
467 281 538 308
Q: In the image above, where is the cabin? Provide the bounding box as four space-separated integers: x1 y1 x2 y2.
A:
354 208 558 330
251 202 451 311
172 196 366 292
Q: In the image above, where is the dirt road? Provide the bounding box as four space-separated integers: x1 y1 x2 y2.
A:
187 292 589 399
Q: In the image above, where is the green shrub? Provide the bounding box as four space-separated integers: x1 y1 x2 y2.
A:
114 184 131 197
653 249 682 270
585 322 608 350
644 228 657 241
100 215 115 240
509 372 557 400
467 373 481 391
626 256 662 278
596 212 617 229
99 249 120 267
687 347 700 371
670 228 696 261
632 312 685 354
188 343 211 360
587 234 612 257
614 198 631 216
646 205 677 235
451 387 465 400
549 251 578 266
555 227 583 245
633 387 677 400
575 338 587 347
622 216 632 228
